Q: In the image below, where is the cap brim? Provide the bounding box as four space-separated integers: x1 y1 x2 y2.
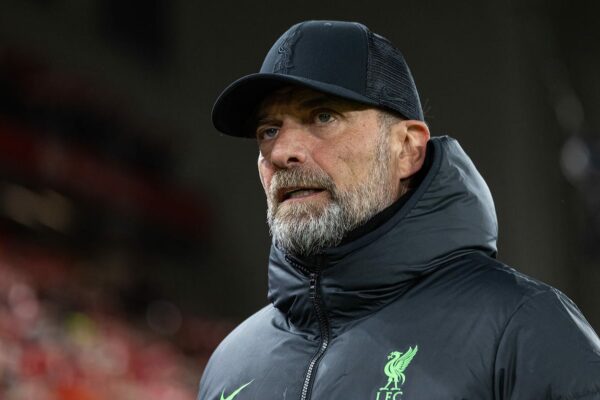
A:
212 73 379 137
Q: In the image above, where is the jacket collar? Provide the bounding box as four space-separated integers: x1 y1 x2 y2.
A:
267 136 498 334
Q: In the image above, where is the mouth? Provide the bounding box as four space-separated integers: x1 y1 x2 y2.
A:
278 187 326 203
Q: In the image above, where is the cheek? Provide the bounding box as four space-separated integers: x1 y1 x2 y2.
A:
329 142 375 184
257 156 272 194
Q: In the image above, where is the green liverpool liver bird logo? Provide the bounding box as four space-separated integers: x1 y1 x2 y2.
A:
376 346 418 400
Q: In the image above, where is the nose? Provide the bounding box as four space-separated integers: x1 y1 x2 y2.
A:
268 122 308 169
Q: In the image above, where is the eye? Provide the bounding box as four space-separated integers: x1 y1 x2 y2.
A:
315 112 335 124
257 126 279 140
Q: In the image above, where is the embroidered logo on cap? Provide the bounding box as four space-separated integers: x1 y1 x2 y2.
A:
273 25 302 74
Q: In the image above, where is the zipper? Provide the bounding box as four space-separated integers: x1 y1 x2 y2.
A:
285 255 331 400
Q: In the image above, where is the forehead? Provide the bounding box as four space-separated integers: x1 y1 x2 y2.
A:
256 86 368 119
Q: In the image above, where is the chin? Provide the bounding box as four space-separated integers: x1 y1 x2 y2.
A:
276 199 329 220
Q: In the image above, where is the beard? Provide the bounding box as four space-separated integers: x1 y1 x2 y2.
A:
266 129 396 256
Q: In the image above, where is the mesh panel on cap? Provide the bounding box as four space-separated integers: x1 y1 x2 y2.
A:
365 31 423 120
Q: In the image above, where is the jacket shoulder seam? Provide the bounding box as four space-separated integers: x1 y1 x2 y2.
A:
497 287 555 337
492 287 553 362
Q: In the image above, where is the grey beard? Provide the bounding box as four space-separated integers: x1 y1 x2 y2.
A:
266 131 394 256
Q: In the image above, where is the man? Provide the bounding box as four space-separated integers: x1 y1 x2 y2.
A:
199 20 600 400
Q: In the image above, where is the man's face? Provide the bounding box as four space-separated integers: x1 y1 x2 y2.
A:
255 86 403 256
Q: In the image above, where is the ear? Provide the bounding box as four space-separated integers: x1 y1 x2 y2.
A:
390 120 430 179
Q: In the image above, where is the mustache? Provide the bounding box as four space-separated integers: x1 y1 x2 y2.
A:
269 168 336 201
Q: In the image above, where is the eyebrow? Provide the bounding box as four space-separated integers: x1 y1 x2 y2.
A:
255 93 362 125
255 116 281 127
298 95 337 109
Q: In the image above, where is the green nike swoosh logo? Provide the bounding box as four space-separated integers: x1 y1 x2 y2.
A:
220 380 253 400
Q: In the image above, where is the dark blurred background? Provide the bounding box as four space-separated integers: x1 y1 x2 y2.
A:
0 0 599 398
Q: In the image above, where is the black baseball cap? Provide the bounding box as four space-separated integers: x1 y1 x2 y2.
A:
212 20 423 137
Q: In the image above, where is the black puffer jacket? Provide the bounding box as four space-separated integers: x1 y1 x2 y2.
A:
198 136 600 400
